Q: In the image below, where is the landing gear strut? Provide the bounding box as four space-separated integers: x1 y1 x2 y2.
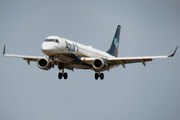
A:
95 72 104 80
49 56 55 68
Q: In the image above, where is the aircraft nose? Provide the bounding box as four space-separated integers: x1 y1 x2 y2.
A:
41 42 53 55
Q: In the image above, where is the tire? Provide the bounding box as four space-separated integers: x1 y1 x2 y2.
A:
64 72 68 79
100 73 104 80
95 73 99 80
58 72 62 79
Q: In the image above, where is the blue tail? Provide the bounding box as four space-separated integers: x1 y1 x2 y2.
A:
107 25 121 57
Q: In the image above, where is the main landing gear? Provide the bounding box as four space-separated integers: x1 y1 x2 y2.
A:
58 69 68 79
95 72 104 80
58 63 68 80
58 72 68 79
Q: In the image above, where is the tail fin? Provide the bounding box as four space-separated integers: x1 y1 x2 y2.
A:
107 25 121 57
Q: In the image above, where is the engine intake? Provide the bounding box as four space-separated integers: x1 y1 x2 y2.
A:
37 58 52 70
92 59 108 71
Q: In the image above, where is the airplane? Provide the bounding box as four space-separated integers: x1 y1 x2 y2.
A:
3 25 178 80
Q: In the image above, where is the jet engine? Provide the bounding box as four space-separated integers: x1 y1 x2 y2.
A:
92 58 108 71
37 58 52 70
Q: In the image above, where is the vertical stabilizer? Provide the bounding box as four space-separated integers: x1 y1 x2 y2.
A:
107 25 121 57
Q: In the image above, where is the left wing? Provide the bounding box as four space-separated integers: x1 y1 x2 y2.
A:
82 46 178 68
2 44 74 70
3 44 44 65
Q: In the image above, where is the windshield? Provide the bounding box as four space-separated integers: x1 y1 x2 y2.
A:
44 39 59 43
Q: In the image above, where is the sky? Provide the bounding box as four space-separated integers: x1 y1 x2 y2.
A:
0 0 180 120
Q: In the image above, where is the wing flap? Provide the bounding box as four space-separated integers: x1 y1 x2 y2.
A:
4 54 42 60
107 57 153 68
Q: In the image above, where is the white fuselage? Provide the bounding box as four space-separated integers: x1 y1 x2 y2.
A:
42 36 115 58
41 36 115 69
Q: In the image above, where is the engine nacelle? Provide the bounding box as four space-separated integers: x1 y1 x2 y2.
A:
92 58 108 71
37 58 52 70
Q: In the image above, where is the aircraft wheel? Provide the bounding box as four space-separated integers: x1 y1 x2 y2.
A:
58 72 62 79
95 73 99 80
100 73 104 80
64 72 68 79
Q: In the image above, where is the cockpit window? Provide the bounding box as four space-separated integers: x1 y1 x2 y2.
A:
55 40 59 43
44 39 59 43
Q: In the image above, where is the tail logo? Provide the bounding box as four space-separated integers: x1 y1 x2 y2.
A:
114 38 119 55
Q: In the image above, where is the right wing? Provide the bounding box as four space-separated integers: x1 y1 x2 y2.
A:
107 46 178 68
81 46 178 68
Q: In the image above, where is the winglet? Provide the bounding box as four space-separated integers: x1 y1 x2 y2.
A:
168 46 178 57
3 44 6 55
